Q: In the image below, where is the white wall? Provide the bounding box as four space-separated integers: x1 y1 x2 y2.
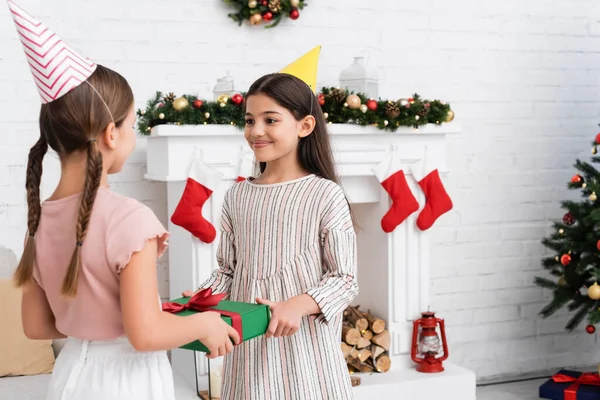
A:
1 0 600 381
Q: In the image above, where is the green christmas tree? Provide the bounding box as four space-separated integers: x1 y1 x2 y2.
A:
535 130 600 332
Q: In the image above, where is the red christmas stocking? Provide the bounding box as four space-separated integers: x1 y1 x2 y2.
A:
237 153 255 183
413 168 453 231
171 155 222 243
373 151 419 233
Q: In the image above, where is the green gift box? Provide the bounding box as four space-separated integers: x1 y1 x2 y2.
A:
163 290 270 353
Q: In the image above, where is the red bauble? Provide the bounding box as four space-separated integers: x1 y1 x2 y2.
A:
263 11 273 21
367 99 378 111
261 0 267 5
158 102 165 108
289 8 300 20
571 174 583 183
318 93 325 106
231 93 244 105
596 133 600 144
597 240 600 251
560 254 571 266
193 99 203 109
587 325 596 334
562 212 575 225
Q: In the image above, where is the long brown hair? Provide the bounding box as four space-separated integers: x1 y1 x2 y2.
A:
14 65 134 296
246 73 355 225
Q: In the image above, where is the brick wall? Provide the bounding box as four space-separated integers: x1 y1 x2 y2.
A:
1 0 600 381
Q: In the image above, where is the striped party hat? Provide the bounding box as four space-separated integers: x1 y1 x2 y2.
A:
7 0 97 103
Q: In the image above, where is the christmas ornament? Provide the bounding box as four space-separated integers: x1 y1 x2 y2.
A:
250 13 263 25
587 325 596 334
571 174 583 183
563 212 575 225
583 183 588 188
218 94 229 104
140 109 146 115
344 102 348 107
597 239 600 251
327 88 347 104
589 282 600 300
231 93 244 105
159 113 165 119
560 254 571 266
383 120 389 126
415 115 420 121
558 276 567 286
346 94 361 109
445 110 455 122
171 152 222 243
385 101 401 118
172 97 189 111
323 112 328 119
559 229 564 234
555 256 560 262
596 132 600 144
263 11 273 21
318 93 325 106
268 0 282 12
367 99 378 111
289 8 300 20
360 104 368 113
261 0 267 5
290 0 300 6
157 102 165 108
248 0 257 8
372 150 419 232
204 112 211 119
399 99 409 107
163 92 176 102
591 192 598 202
193 99 203 109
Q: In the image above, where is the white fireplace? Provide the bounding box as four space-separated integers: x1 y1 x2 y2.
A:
145 123 476 400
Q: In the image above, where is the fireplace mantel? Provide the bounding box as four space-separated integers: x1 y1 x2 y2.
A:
144 123 475 400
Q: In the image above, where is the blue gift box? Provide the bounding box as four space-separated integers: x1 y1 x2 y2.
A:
539 370 600 400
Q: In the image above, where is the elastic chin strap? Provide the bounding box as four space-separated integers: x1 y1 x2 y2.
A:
83 80 114 124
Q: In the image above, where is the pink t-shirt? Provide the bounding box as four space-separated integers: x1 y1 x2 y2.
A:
32 187 169 341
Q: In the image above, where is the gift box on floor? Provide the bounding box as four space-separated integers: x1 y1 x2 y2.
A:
539 370 600 400
162 288 270 353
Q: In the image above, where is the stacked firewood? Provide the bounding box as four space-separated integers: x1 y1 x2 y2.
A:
341 306 391 373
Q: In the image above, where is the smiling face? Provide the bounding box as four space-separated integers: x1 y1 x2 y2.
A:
244 93 313 164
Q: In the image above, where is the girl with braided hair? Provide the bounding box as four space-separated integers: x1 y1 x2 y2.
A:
9 3 238 399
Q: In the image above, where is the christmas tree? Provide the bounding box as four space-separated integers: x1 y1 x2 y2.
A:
535 130 600 333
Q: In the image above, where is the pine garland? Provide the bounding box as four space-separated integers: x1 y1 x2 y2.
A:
223 0 307 28
136 87 454 135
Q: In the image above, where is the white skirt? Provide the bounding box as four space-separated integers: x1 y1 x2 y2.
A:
46 337 176 400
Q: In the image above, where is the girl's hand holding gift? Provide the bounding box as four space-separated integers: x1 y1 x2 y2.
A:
256 294 319 338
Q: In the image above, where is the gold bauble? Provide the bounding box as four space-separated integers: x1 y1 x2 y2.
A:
343 102 349 107
583 183 588 188
172 97 189 112
204 112 211 119
589 282 600 300
290 0 300 6
346 94 361 109
415 115 420 121
248 0 258 8
559 229 564 234
383 120 389 126
220 102 226 108
140 109 146 115
159 113 165 119
218 94 229 103
250 13 262 25
323 112 328 119
360 104 368 113
445 110 455 122
591 192 598 202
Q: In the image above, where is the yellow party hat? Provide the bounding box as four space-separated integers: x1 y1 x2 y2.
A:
279 46 321 93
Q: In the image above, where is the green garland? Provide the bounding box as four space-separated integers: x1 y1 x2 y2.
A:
223 0 307 28
136 88 454 135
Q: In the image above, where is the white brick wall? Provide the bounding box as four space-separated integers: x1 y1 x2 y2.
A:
2 0 600 382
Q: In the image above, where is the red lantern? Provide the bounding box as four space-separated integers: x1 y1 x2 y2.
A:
411 311 448 373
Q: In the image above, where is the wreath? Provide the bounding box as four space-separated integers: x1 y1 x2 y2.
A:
223 0 307 28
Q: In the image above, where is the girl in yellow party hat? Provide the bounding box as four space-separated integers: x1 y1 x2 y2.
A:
185 46 359 399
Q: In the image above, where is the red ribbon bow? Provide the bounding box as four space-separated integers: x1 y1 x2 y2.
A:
552 372 600 400
162 288 242 348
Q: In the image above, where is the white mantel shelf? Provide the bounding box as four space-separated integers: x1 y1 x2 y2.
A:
144 122 475 400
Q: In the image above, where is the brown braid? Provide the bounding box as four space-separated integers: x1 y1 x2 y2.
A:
14 135 48 286
61 141 103 296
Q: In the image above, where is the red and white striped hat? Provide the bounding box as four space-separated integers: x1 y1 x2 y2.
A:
7 0 97 104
